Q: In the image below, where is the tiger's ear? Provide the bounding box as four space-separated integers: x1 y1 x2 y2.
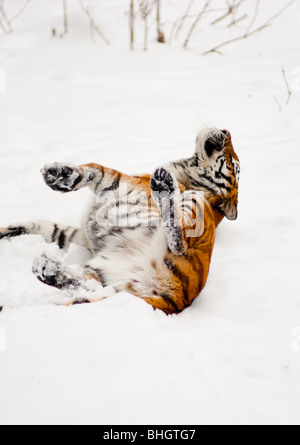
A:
220 196 238 221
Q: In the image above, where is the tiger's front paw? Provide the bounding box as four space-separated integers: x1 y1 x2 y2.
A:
41 163 82 192
0 226 27 240
150 168 178 197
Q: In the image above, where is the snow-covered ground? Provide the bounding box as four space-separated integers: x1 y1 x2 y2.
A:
0 0 300 425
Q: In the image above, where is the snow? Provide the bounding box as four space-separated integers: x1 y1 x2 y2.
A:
0 0 300 425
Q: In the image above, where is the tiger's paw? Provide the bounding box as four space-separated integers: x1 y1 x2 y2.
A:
150 168 178 197
41 163 82 192
32 254 62 287
0 226 27 240
32 254 81 291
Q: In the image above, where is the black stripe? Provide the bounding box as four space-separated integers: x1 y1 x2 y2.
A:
58 232 66 249
160 293 180 313
192 172 231 193
95 178 103 192
215 159 225 178
220 171 233 185
86 267 107 286
52 224 59 242
191 178 217 193
182 199 199 219
191 198 204 219
216 183 231 192
164 258 190 304
68 229 78 244
72 299 90 305
94 167 105 192
103 173 121 192
182 204 193 214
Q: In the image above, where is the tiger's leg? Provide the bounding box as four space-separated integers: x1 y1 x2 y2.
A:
150 168 185 254
42 162 134 195
32 254 115 305
0 222 86 250
150 167 204 255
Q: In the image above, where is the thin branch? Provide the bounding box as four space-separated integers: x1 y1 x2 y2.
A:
183 0 212 49
9 0 31 24
169 0 194 43
63 0 68 34
138 0 156 51
79 0 110 45
245 0 260 34
156 0 165 43
0 1 12 33
0 0 31 33
204 23 270 54
227 14 248 28
144 12 148 51
211 0 245 26
273 95 282 112
156 0 160 34
204 0 296 55
265 0 296 25
129 0 135 50
282 65 292 104
0 20 8 34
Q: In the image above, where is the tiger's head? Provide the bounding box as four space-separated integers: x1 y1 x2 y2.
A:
193 128 240 221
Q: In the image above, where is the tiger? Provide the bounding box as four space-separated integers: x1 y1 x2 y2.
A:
0 128 240 314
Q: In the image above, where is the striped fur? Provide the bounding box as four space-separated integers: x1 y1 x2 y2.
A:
0 128 240 314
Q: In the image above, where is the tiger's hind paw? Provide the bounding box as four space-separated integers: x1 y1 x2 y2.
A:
41 163 82 192
32 254 62 287
32 254 84 292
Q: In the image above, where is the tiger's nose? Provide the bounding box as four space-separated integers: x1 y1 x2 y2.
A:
221 129 230 137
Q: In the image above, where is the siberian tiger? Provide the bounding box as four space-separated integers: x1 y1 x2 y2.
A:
0 128 240 314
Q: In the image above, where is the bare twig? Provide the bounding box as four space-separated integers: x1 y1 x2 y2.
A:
265 0 296 24
139 0 155 51
169 0 194 43
211 0 245 26
204 0 296 55
0 16 9 33
0 0 31 33
130 0 135 50
273 95 282 112
156 0 165 43
63 0 68 34
282 65 292 104
245 0 260 34
144 12 148 50
169 8 223 43
227 14 248 28
0 21 7 34
0 0 12 33
9 0 31 24
183 0 212 49
204 22 270 54
79 0 110 45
